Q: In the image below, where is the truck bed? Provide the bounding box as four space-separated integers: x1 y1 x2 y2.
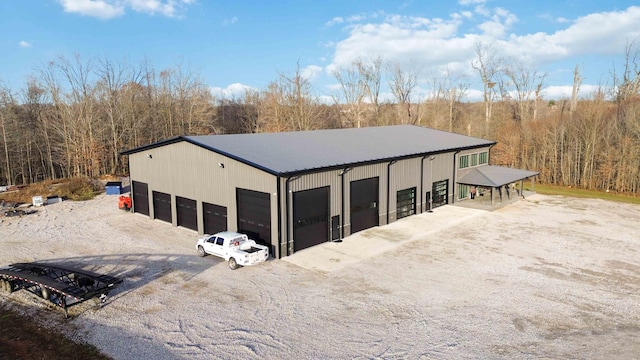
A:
242 246 264 254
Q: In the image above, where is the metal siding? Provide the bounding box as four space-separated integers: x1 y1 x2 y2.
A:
227 162 278 256
341 162 387 236
127 139 479 258
287 170 341 256
127 141 277 251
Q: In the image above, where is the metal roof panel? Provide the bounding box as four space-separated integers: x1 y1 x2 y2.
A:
182 125 495 174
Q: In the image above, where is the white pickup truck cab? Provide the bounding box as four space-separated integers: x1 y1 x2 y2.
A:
196 231 269 270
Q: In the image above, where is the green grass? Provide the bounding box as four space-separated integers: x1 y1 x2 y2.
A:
529 184 640 205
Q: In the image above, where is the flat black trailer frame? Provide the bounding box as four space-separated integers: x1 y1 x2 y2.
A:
0 262 123 318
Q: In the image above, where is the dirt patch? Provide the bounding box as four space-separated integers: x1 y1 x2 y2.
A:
0 304 111 360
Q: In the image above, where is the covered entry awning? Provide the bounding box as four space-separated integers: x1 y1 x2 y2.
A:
458 165 539 187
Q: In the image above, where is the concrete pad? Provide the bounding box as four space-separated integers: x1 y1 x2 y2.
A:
283 204 488 272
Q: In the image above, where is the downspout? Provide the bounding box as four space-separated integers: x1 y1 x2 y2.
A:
386 160 397 225
420 155 429 213
340 170 345 239
285 175 294 257
276 175 282 259
452 150 460 204
128 157 134 212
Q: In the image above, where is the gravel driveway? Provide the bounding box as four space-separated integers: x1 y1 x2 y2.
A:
1 193 639 359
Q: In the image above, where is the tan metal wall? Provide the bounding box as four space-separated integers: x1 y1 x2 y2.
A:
128 140 488 258
128 142 278 252
280 153 458 251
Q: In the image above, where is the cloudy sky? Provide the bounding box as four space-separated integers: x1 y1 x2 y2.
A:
1 0 639 101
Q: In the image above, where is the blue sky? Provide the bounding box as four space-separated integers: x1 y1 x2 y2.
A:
1 0 639 102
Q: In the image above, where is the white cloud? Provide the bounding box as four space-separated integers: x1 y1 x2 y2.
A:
223 16 238 25
58 0 125 19
19 41 32 48
547 6 640 56
325 5 640 99
57 0 194 19
210 83 256 100
325 16 344 27
458 0 486 5
477 7 517 38
541 84 603 100
301 65 323 82
328 13 469 73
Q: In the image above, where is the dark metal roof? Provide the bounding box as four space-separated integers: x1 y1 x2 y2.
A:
122 125 496 175
458 165 539 187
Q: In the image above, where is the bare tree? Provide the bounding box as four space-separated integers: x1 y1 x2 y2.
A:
440 68 469 132
612 39 640 102
471 42 501 137
570 64 582 114
355 57 384 117
502 60 546 123
0 83 16 185
332 63 368 128
388 62 419 124
259 63 327 132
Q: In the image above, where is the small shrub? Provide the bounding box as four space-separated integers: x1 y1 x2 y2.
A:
57 177 102 201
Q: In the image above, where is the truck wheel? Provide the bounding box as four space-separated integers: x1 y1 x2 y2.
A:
228 258 239 270
197 246 207 257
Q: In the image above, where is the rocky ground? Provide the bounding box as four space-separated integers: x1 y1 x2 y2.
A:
1 193 639 359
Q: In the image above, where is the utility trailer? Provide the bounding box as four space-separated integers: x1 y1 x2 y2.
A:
0 262 123 318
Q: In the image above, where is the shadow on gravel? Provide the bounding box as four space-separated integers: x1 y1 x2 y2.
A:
30 253 222 304
0 299 190 360
1 253 223 359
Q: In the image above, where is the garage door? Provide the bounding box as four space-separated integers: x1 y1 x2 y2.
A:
153 191 172 223
132 181 149 216
236 188 271 252
396 187 416 220
203 202 227 235
176 196 197 231
432 179 449 209
350 177 379 234
293 186 329 252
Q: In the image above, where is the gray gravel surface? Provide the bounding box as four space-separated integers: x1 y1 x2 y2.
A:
1 194 639 359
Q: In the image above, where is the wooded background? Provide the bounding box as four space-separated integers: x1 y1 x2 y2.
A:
1 43 639 195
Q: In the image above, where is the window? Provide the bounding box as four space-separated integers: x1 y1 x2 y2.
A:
215 237 224 246
471 153 478 166
479 151 488 165
459 154 469 169
458 184 469 200
396 187 416 220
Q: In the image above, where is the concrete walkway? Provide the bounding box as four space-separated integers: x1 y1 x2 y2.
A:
282 204 490 273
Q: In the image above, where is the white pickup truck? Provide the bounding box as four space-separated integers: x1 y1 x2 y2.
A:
196 231 269 270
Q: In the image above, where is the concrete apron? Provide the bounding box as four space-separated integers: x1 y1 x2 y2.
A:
282 204 488 273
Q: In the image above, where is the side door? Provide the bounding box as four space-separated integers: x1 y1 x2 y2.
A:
210 236 226 257
202 235 218 254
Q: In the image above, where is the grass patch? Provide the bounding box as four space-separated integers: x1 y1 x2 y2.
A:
531 184 640 205
0 177 103 205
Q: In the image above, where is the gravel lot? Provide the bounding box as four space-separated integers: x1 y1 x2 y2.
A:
1 193 639 359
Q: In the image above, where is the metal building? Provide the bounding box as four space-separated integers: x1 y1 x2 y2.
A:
120 125 533 259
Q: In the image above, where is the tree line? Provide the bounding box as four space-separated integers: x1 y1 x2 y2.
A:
1 42 639 195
